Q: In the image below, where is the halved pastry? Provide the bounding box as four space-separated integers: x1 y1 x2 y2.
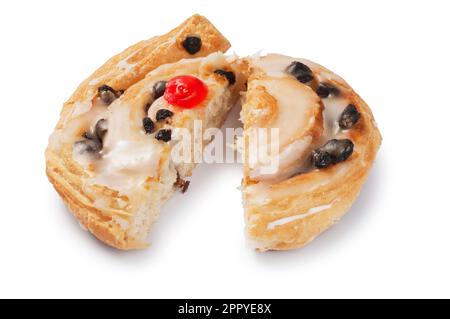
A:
45 15 241 249
241 54 382 251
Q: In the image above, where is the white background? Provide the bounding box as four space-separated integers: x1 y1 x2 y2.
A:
0 0 449 298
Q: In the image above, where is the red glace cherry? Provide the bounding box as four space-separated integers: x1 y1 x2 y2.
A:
164 75 208 108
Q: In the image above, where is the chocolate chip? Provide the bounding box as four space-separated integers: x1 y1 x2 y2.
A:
98 85 121 105
76 120 107 154
312 139 354 168
324 139 354 162
339 104 361 129
311 149 334 169
155 129 172 142
142 117 155 134
74 138 102 154
156 109 174 122
94 119 108 141
214 69 236 85
182 36 202 54
286 61 314 83
316 83 339 98
153 81 167 100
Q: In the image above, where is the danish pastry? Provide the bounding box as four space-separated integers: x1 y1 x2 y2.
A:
45 15 239 249
241 54 382 251
47 15 382 252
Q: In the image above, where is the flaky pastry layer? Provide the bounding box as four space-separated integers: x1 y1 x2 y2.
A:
241 55 382 251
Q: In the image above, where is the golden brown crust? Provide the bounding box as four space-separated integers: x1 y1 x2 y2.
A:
46 143 153 249
46 15 231 249
242 55 382 251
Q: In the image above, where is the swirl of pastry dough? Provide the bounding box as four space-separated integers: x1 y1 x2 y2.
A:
241 54 382 251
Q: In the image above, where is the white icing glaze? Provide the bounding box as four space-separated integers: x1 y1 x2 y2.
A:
71 101 92 117
255 77 319 150
92 140 162 191
68 52 232 197
247 54 352 181
254 53 346 84
117 59 136 72
322 96 349 141
266 200 338 230
49 100 107 152
246 62 321 180
105 37 179 85
249 136 312 180
89 102 163 194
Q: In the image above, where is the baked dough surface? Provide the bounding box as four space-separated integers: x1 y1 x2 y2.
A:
45 15 232 249
241 54 382 251
46 17 381 252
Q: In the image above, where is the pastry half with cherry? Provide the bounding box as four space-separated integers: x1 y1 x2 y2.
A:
45 15 243 249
